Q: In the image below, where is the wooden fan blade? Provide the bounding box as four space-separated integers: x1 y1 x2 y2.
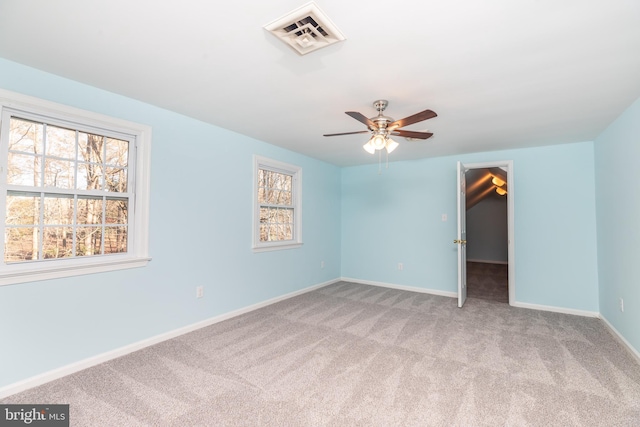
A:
345 111 377 129
388 109 437 130
392 130 434 139
323 130 370 137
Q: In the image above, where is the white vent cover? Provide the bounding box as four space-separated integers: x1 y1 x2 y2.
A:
264 2 345 55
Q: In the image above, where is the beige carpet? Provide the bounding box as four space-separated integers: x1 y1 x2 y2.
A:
2 281 640 426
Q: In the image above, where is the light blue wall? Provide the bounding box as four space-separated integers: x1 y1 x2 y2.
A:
594 96 640 353
0 58 342 388
341 142 599 311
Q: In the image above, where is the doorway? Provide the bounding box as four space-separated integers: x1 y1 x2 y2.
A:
457 161 515 306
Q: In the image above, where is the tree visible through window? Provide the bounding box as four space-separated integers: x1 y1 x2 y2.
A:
258 168 293 242
4 116 131 262
0 89 150 286
253 156 302 251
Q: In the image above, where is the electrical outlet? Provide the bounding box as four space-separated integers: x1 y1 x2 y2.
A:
196 286 204 299
398 262 403 271
321 261 325 269
620 298 624 312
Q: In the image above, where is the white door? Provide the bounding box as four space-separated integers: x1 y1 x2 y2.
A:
456 161 467 308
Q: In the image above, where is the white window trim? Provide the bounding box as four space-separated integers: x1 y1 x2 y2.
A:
252 155 302 252
0 88 151 286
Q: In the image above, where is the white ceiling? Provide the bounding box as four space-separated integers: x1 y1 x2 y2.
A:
1 0 639 167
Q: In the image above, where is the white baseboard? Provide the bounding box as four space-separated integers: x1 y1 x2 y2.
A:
599 315 640 364
0 278 340 400
340 277 457 298
510 301 599 318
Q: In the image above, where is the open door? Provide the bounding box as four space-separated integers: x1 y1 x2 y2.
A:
456 161 467 308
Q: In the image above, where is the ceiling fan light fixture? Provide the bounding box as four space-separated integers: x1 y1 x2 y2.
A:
323 100 438 165
363 140 376 154
385 138 399 153
371 134 386 150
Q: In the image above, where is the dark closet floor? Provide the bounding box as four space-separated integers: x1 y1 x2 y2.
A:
467 261 508 303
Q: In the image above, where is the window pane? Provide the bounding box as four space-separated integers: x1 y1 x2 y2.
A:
263 170 274 186
282 175 292 192
259 169 293 207
267 224 278 242
259 207 269 224
76 227 102 256
268 172 290 191
284 208 293 222
279 190 289 204
259 223 268 242
77 197 103 224
278 208 293 223
8 153 42 186
45 125 75 160
44 195 74 225
78 133 103 163
5 227 39 262
43 227 73 259
281 190 292 205
9 118 43 154
44 158 74 189
105 166 127 192
265 189 280 204
77 162 104 190
270 207 280 223
267 171 278 187
106 199 127 224
104 226 127 254
6 193 40 225
105 137 128 167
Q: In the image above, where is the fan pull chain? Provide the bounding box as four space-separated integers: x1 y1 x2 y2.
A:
378 150 382 174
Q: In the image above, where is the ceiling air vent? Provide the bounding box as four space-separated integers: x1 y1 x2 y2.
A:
264 2 345 55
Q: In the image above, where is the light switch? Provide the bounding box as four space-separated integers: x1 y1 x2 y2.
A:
442 214 447 222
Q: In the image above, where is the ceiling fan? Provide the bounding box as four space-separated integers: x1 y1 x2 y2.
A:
323 100 437 154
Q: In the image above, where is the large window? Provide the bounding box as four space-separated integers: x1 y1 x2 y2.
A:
0 89 151 285
253 156 302 252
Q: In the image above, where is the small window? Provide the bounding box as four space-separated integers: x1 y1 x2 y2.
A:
0 89 151 285
253 156 302 252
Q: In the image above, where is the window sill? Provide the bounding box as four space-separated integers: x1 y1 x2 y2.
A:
0 256 152 286
252 242 303 253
